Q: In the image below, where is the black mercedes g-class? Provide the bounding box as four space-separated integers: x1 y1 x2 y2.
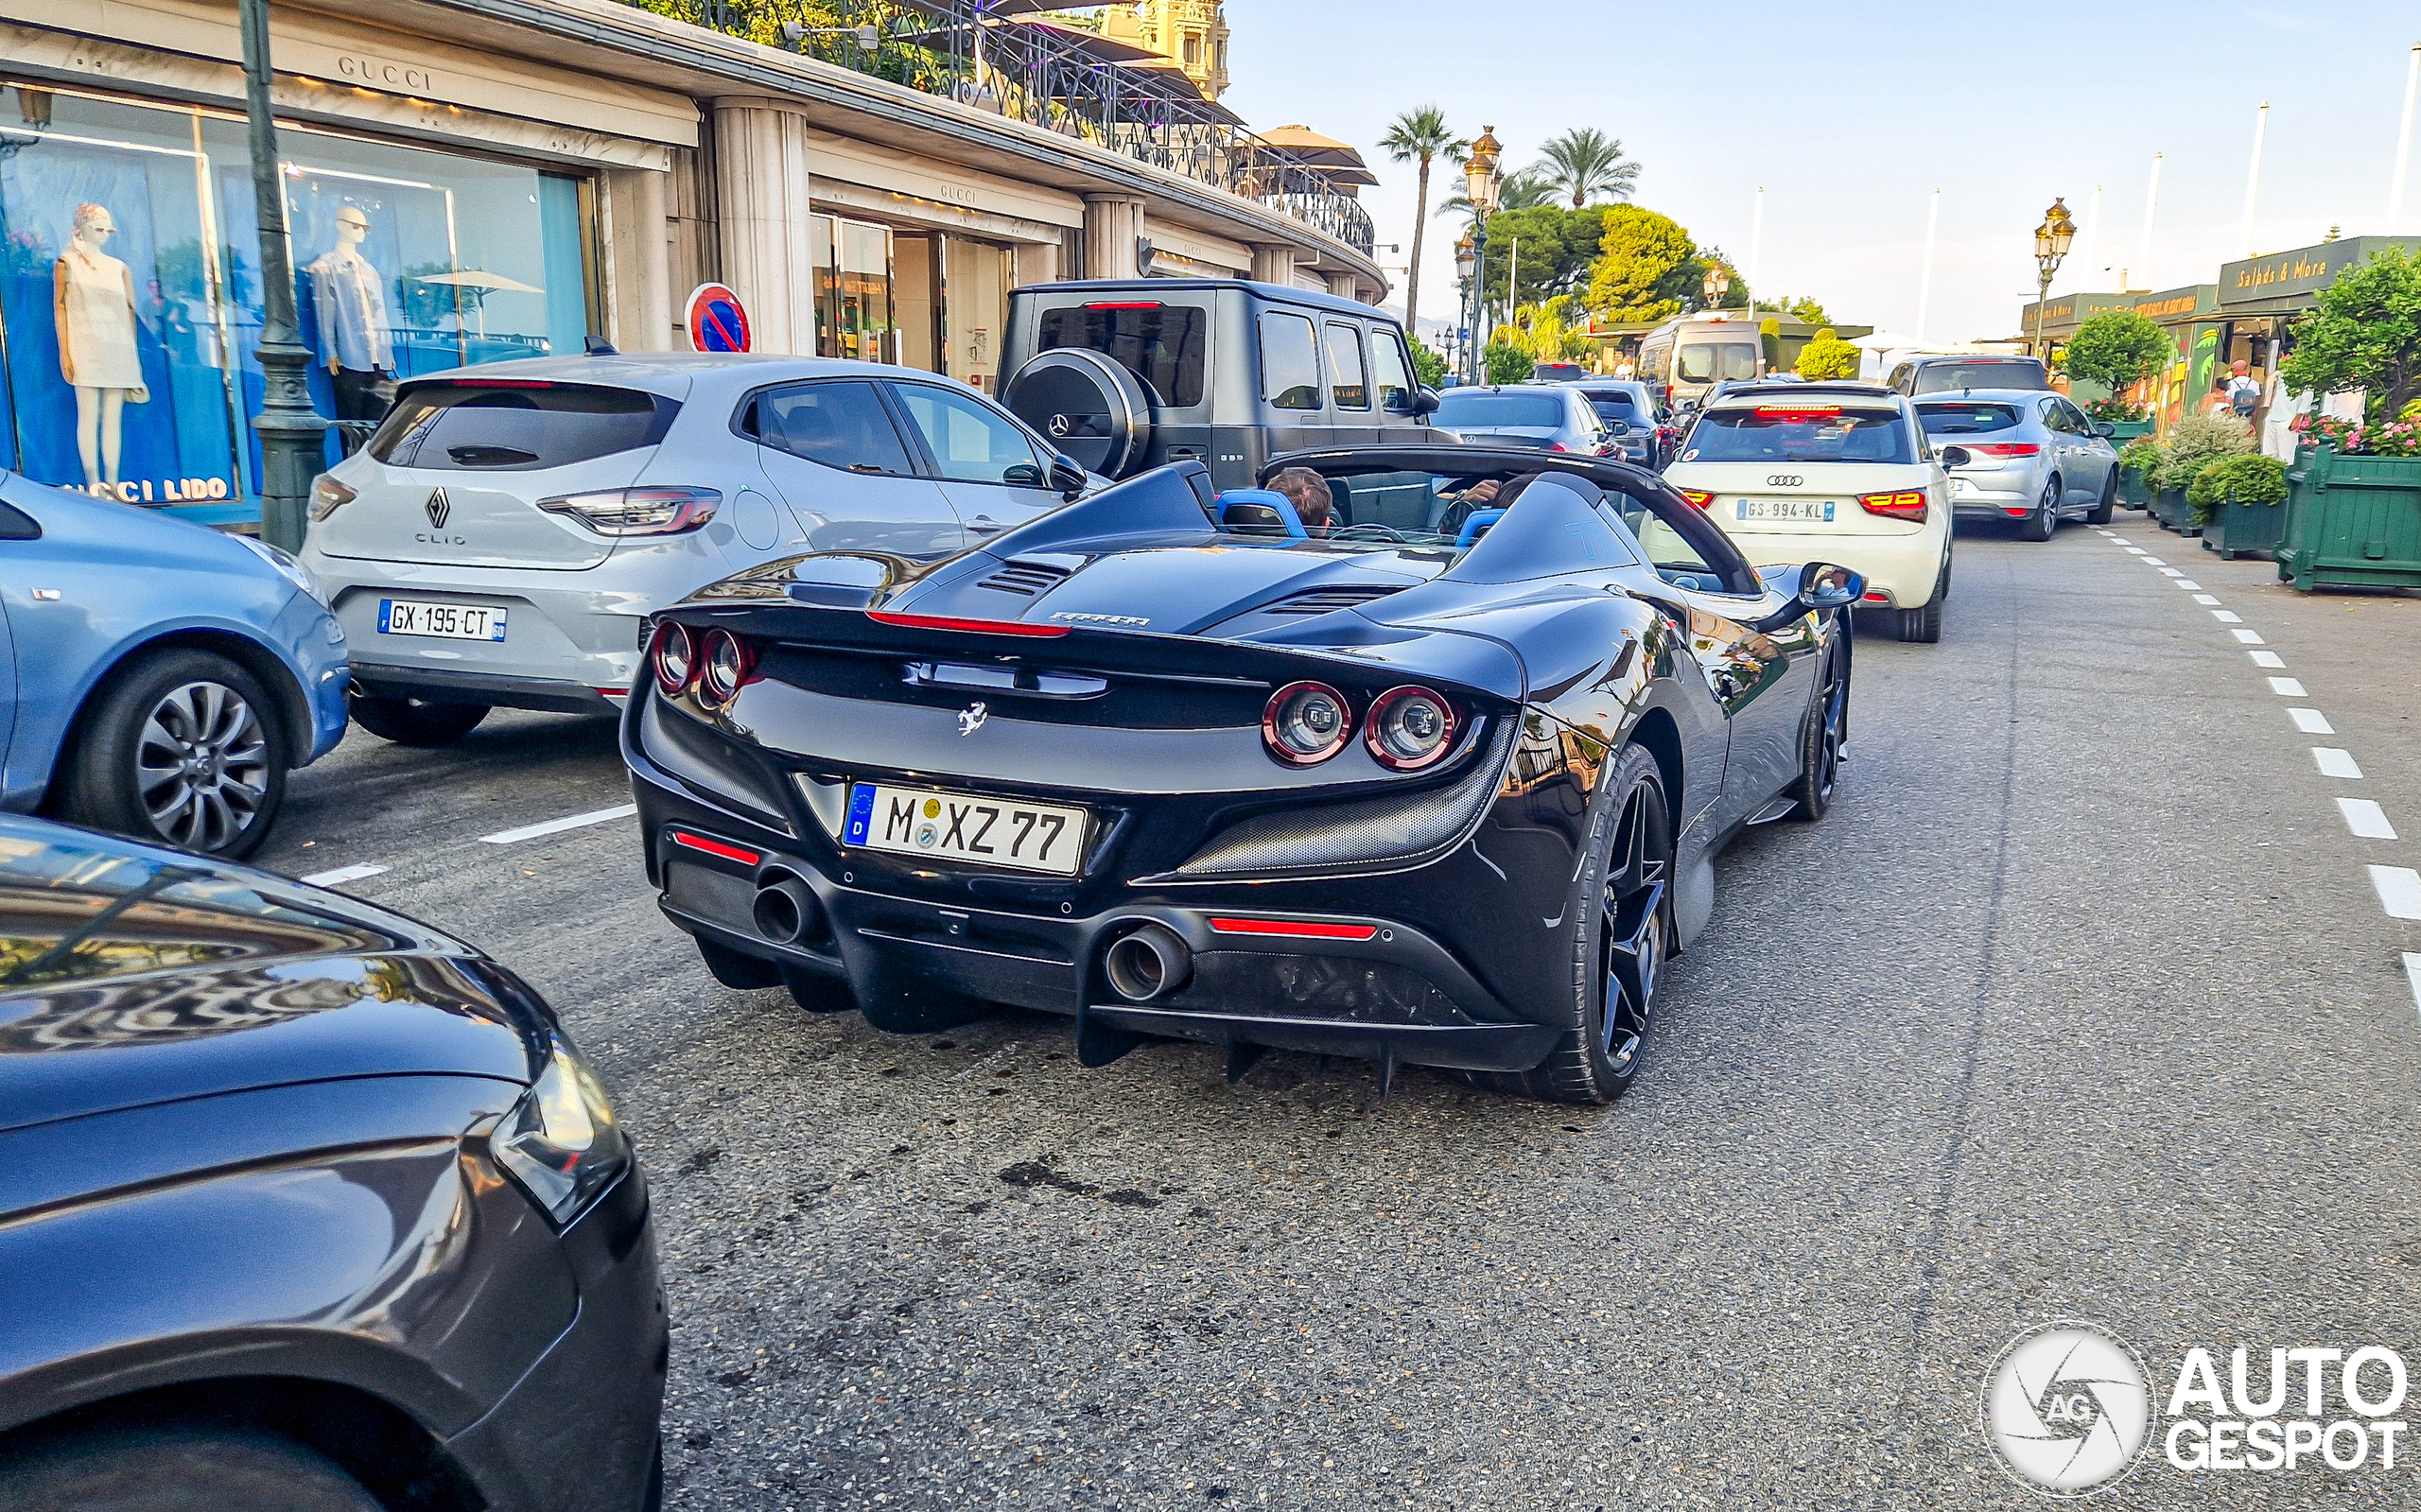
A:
999 279 1453 491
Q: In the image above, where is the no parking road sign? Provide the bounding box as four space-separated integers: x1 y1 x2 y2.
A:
686 283 752 353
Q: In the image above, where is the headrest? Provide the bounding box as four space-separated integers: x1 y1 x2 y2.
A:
1215 488 1307 539
1454 507 1507 547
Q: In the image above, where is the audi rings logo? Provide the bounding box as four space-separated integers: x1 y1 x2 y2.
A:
1766 474 1803 488
1981 1320 2153 1497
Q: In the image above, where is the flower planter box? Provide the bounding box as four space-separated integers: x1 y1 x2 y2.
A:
2105 420 2156 443
2276 445 2421 592
2117 469 2153 510
2200 494 2286 561
2150 486 2199 536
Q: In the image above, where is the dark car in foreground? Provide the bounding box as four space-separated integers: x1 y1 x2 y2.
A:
622 448 1860 1104
0 816 664 1511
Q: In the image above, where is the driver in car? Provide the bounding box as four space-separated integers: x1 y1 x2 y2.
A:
1269 466 1336 536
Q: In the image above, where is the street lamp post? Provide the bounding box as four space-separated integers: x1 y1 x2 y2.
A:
2030 196 2077 364
1454 231 1476 381
1463 125 1501 385
1702 265 1730 310
237 0 327 551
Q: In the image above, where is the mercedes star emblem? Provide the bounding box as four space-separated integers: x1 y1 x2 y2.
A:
957 702 988 738
426 487 452 530
1048 414 1072 437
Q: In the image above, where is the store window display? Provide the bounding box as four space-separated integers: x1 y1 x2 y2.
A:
53 202 149 487
305 204 394 421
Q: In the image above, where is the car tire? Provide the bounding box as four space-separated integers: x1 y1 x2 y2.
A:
347 692 490 746
2019 477 2059 541
1785 642 1848 822
779 962 860 1016
59 649 290 860
1460 743 1671 1104
0 1424 383 1512
1895 594 1943 644
2086 473 2116 524
697 936 782 990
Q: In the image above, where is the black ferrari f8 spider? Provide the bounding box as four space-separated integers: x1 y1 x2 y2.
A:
622 447 1860 1104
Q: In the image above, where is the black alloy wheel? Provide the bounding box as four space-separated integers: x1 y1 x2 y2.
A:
347 691 491 746
60 649 289 860
2020 477 2060 541
1467 743 1673 1104
0 1424 383 1511
1786 644 1848 822
2087 472 2116 524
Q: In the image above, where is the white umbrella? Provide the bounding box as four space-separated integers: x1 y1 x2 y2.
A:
411 269 545 336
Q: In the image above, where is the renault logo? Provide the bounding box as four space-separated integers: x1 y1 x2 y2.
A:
426 487 452 530
957 702 988 738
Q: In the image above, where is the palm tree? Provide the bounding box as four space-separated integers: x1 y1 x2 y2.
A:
1534 128 1639 209
1379 106 1469 336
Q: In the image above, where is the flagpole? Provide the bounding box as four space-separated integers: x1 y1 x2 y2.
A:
2238 102 2269 258
2134 152 2163 291
2393 43 2421 234
1914 188 1940 341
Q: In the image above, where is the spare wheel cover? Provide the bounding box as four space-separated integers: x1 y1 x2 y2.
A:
1002 348 1153 478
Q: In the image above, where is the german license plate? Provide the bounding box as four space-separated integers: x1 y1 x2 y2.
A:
378 598 508 641
845 783 1088 875
1736 498 1837 523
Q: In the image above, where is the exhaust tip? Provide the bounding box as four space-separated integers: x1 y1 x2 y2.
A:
1104 923 1192 1003
752 878 826 947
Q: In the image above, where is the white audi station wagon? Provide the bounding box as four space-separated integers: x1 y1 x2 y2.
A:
1661 382 1955 643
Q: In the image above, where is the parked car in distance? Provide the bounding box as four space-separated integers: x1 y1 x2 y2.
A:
1917 391 2117 539
1888 355 2051 395
1635 312 1766 412
625 451 1860 1104
1663 381 1954 642
1430 384 1611 455
1572 380 1668 468
0 813 665 1511
0 473 348 860
301 353 1095 745
998 279 1454 492
1531 361 1592 383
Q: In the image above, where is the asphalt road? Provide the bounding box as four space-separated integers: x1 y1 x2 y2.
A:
255 513 2421 1509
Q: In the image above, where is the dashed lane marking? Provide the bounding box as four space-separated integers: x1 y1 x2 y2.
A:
2339 799 2398 840
301 863 388 888
2194 593 2223 604
2109 536 2133 545
2290 708 2335 734
2251 651 2286 668
2125 547 2149 555
2232 628 2267 644
2373 867 2421 921
479 804 640 845
2142 556 2168 565
2270 676 2308 696
2212 609 2244 623
2159 567 2186 578
2174 578 2203 589
2313 748 2365 779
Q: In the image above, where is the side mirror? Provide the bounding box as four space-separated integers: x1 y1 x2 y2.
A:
1797 561 1864 613
2090 421 2116 439
1939 445 1972 470
1048 452 1088 498
1411 387 1442 416
1606 419 1630 436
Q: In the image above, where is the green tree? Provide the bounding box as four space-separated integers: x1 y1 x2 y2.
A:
1380 106 1470 338
2280 245 2421 421
1473 204 1613 310
1482 341 1531 384
1796 327 1859 379
1585 206 1698 324
1433 166 1558 229
1780 295 1831 327
2064 309 2168 416
1406 337 1449 389
1532 128 1639 209
1758 317 1783 372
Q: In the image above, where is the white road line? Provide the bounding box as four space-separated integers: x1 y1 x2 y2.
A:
2405 954 2421 1021
301 863 388 887
2250 650 2286 668
2193 593 2222 604
2269 676 2308 695
2125 547 2148 555
2110 537 2134 545
2372 867 2421 921
2313 748 2365 779
2174 578 2203 589
2339 798 2398 840
2212 609 2244 623
2290 708 2335 734
2142 556 2168 565
2159 567 2186 578
479 804 639 845
2232 628 2266 644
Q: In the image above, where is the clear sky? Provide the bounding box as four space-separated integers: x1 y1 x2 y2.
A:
1220 0 2421 340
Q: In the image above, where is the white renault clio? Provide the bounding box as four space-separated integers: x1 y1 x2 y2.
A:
1662 383 1955 642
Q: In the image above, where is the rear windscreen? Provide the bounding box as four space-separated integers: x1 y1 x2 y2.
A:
1677 343 1759 383
369 384 673 471
1910 360 2047 393
1434 392 1563 427
1583 392 1643 422
1036 304 1207 407
1917 403 2023 434
1686 407 1914 464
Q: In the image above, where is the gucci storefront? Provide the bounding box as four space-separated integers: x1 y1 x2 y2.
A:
0 81 598 524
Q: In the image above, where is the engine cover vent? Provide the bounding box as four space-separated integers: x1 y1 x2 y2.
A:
977 560 1074 597
1262 585 1405 617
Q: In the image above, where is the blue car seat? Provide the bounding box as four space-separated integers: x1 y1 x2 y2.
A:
1215 489 1308 539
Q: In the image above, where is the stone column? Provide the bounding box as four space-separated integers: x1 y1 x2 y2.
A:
1324 270 1363 303
1250 243 1298 287
1012 239 1060 291
1083 194 1145 281
711 96 816 354
632 166 673 350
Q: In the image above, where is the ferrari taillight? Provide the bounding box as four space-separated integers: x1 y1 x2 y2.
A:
1263 681 1352 765
1857 490 1929 521
1365 686 1458 771
1678 489 1716 509
652 622 696 696
697 628 757 706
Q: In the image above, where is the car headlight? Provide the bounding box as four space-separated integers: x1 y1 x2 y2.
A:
491 1035 632 1225
238 534 329 608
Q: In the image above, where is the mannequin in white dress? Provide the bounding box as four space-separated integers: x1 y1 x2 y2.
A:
53 203 148 490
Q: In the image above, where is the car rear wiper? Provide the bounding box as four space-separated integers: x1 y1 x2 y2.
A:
447 443 540 467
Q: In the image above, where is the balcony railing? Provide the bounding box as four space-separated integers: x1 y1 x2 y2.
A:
626 0 1376 257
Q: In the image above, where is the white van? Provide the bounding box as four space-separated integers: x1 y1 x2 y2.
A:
1636 313 1765 411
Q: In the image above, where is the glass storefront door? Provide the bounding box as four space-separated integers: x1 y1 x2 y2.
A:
810 212 894 364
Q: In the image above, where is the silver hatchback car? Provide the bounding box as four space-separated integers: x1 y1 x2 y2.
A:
300 354 1087 742
1913 389 2118 542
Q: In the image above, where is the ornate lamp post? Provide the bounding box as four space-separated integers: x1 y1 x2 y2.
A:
2030 197 2077 361
1454 231 1476 378
1701 264 1731 310
1463 125 1501 384
237 0 326 550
